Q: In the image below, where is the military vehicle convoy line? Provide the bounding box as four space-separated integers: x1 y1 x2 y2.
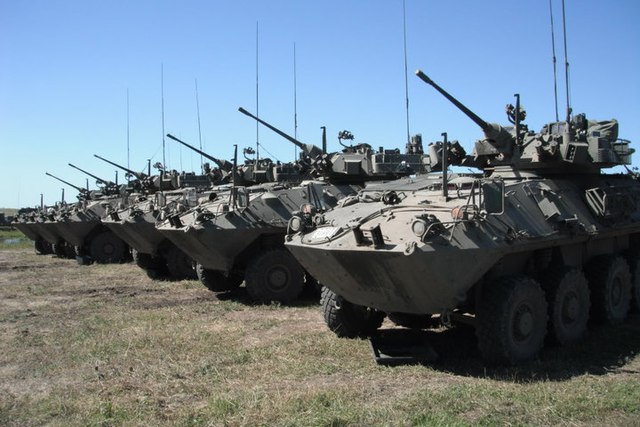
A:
155 108 453 303
11 66 638 367
97 152 218 280
285 70 639 365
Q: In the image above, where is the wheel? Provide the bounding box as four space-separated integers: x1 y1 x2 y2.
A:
165 245 197 280
476 276 548 365
321 286 385 338
132 249 152 269
63 242 76 259
244 249 305 303
625 251 640 313
89 231 127 263
585 255 632 325
34 239 52 255
387 313 438 330
541 267 590 345
196 263 243 292
52 242 66 258
132 249 169 279
34 239 53 255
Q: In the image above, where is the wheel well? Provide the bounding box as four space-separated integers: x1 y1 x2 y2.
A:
232 231 287 270
467 236 635 314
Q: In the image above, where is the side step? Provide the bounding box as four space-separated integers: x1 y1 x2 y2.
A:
369 329 438 366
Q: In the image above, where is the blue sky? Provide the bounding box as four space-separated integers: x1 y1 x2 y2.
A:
1 0 639 208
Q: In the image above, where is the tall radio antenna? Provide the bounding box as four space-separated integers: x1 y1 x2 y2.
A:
126 88 131 180
195 78 204 170
548 0 559 122
402 0 411 145
293 42 298 159
161 63 167 170
561 0 572 123
255 21 260 161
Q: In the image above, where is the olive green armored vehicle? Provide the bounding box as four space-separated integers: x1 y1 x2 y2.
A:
13 203 56 255
285 70 639 365
156 109 436 303
99 146 232 280
45 167 134 264
39 174 97 259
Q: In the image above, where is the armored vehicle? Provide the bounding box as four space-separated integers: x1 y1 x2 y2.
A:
156 109 444 303
45 167 134 264
285 70 639 364
12 205 55 255
100 146 229 280
36 175 93 259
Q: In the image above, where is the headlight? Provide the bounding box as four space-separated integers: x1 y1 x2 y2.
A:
288 215 304 233
411 219 427 237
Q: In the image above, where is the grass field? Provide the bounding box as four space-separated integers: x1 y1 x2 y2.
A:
1 248 639 426
0 229 31 251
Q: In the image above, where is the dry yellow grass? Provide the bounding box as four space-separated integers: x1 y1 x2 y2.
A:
1 248 639 426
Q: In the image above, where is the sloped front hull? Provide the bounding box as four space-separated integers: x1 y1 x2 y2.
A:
104 217 164 255
288 243 501 314
52 219 100 247
158 225 281 272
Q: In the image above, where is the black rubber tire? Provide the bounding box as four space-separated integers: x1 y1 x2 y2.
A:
476 276 548 365
541 267 590 345
63 242 76 259
245 249 305 303
196 263 243 292
165 245 197 280
585 255 632 325
89 231 127 264
321 286 385 338
33 239 52 255
387 313 438 330
132 249 168 279
52 241 67 258
132 249 152 269
625 251 640 313
34 239 52 255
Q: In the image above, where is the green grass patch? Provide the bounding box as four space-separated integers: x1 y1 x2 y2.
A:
1 250 639 426
0 229 31 250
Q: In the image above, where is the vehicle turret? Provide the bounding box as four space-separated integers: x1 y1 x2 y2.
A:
93 154 147 181
238 107 325 159
67 163 121 195
93 154 181 191
239 107 441 184
416 69 633 173
166 134 234 173
45 172 89 198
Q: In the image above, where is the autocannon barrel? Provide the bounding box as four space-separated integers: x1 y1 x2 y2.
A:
93 154 146 179
238 107 323 158
166 134 233 172
68 163 110 185
415 70 490 132
45 172 85 193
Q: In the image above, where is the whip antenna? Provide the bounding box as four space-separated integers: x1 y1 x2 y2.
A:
561 0 572 123
161 63 167 171
126 88 131 180
548 0 559 122
255 22 260 162
402 0 411 145
293 42 298 159
195 78 204 171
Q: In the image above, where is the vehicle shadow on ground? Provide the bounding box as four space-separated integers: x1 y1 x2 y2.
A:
376 313 640 382
215 285 321 307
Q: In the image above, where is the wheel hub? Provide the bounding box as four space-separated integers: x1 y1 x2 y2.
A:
562 292 580 322
611 277 622 305
267 266 288 291
514 305 534 340
103 243 115 255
